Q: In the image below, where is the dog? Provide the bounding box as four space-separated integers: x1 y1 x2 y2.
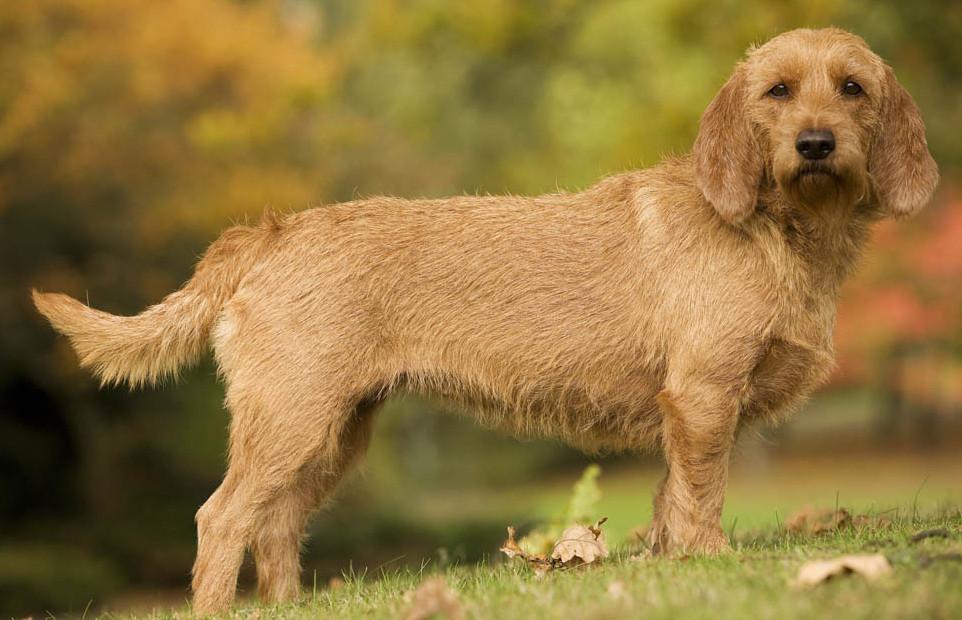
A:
33 28 937 612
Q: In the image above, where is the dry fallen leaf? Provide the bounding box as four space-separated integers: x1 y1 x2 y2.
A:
404 576 464 620
499 525 525 560
795 554 892 587
500 526 554 576
551 519 609 566
786 506 852 535
501 518 609 574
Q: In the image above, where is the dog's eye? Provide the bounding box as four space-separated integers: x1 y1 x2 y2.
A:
768 83 790 98
842 80 863 96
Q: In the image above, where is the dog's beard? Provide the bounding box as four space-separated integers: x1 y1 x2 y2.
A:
778 161 867 214
793 163 843 201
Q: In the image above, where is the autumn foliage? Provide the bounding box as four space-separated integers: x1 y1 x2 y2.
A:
835 192 962 386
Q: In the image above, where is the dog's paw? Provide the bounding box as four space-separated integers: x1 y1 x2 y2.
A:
696 529 732 554
653 525 731 557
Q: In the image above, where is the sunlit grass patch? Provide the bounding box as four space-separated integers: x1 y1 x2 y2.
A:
113 507 961 620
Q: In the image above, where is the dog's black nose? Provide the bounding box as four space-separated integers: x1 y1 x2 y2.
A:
795 130 835 160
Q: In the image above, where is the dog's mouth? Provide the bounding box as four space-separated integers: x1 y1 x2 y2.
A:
793 163 841 183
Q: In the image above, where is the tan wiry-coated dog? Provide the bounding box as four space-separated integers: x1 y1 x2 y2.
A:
34 28 937 613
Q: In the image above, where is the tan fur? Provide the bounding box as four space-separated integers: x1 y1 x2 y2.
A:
32 28 937 613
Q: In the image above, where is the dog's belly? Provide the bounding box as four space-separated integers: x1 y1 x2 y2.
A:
399 361 665 454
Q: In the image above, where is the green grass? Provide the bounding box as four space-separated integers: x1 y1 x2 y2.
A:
108 508 961 620
93 448 962 619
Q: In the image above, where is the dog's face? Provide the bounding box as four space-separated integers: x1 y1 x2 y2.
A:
693 28 938 224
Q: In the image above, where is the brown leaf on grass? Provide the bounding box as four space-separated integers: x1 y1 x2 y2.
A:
795 554 892 587
551 519 609 566
403 576 464 620
789 506 895 536
499 526 525 559
786 506 852 535
500 526 553 576
501 518 609 574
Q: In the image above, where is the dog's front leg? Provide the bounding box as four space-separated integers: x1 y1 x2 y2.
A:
651 387 737 555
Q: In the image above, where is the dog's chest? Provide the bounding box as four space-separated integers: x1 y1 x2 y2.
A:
742 320 835 421
738 234 844 420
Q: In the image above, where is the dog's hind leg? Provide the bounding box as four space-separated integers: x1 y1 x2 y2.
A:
191 471 250 614
190 380 376 613
250 402 378 604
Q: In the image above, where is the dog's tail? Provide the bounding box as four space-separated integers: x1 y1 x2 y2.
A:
33 213 283 388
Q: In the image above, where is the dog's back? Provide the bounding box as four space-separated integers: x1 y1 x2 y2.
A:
209 169 680 451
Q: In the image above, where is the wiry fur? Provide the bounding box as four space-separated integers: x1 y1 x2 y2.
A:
33 29 937 613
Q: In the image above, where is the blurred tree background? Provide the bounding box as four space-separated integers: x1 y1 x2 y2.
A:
1 0 960 614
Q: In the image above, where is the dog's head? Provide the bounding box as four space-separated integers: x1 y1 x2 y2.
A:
693 28 938 225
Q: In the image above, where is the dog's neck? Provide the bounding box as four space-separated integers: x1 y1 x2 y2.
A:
753 186 874 300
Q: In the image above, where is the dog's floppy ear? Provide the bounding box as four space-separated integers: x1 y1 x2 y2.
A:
693 65 763 225
869 67 939 218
